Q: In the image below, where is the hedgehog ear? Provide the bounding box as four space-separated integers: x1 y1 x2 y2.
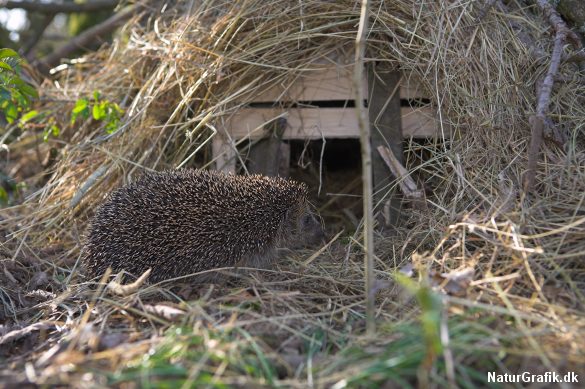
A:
284 207 298 223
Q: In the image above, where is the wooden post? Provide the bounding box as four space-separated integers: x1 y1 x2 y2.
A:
248 117 290 177
367 63 403 226
212 134 236 173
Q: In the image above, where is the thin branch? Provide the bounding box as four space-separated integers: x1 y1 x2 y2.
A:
21 13 55 59
0 0 119 13
354 0 375 336
108 268 151 296
34 4 143 75
377 146 427 211
537 0 583 48
0 321 59 345
524 0 581 191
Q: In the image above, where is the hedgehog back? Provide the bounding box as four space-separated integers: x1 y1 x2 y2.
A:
83 169 308 282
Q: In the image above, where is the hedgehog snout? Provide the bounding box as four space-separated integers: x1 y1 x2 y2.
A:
298 211 326 247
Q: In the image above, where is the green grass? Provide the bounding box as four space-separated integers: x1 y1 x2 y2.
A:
102 282 508 389
110 326 278 388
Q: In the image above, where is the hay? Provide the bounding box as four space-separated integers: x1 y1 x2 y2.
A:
1 0 584 386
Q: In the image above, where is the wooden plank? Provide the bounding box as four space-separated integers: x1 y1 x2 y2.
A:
246 67 429 103
367 65 402 225
212 136 236 173
400 76 429 100
227 106 443 139
402 106 446 138
248 118 289 177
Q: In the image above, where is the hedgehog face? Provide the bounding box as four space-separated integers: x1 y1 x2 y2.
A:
281 204 325 249
298 210 326 246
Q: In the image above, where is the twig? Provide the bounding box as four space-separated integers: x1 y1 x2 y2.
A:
107 268 152 296
142 304 186 321
524 0 582 191
34 4 143 75
354 0 375 336
0 321 60 345
377 145 427 211
0 0 119 13
21 13 55 59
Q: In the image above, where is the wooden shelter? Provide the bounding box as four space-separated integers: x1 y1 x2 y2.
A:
212 56 446 177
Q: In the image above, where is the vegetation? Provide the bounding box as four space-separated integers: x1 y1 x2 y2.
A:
0 48 37 123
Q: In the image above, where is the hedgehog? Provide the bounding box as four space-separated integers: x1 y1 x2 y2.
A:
83 169 324 283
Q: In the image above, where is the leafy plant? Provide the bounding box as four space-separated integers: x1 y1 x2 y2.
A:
0 171 18 206
43 119 61 142
71 91 124 134
16 109 61 143
0 48 38 124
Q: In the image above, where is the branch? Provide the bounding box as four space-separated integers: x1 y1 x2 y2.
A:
22 13 55 59
537 0 582 48
107 268 151 296
377 146 427 211
0 0 119 13
524 0 581 191
0 321 59 345
34 4 143 75
354 0 375 336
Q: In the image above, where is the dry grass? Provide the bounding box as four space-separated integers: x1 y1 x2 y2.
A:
1 0 584 387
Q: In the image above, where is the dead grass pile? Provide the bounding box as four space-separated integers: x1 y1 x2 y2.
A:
1 0 584 386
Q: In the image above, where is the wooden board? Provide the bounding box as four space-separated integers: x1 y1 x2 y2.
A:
245 66 429 103
368 66 403 225
226 106 444 139
212 136 236 172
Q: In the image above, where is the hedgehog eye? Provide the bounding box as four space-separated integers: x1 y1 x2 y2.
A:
301 214 314 227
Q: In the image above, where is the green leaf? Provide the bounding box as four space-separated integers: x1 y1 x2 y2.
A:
93 90 100 101
20 110 38 123
4 102 17 123
13 89 30 107
105 121 118 134
71 98 90 123
0 86 10 101
19 83 38 99
9 76 24 87
92 102 106 120
0 61 14 72
0 48 18 59
72 98 88 113
0 186 8 205
42 124 60 142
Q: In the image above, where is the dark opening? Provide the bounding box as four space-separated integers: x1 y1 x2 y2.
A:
247 97 431 109
289 139 361 172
